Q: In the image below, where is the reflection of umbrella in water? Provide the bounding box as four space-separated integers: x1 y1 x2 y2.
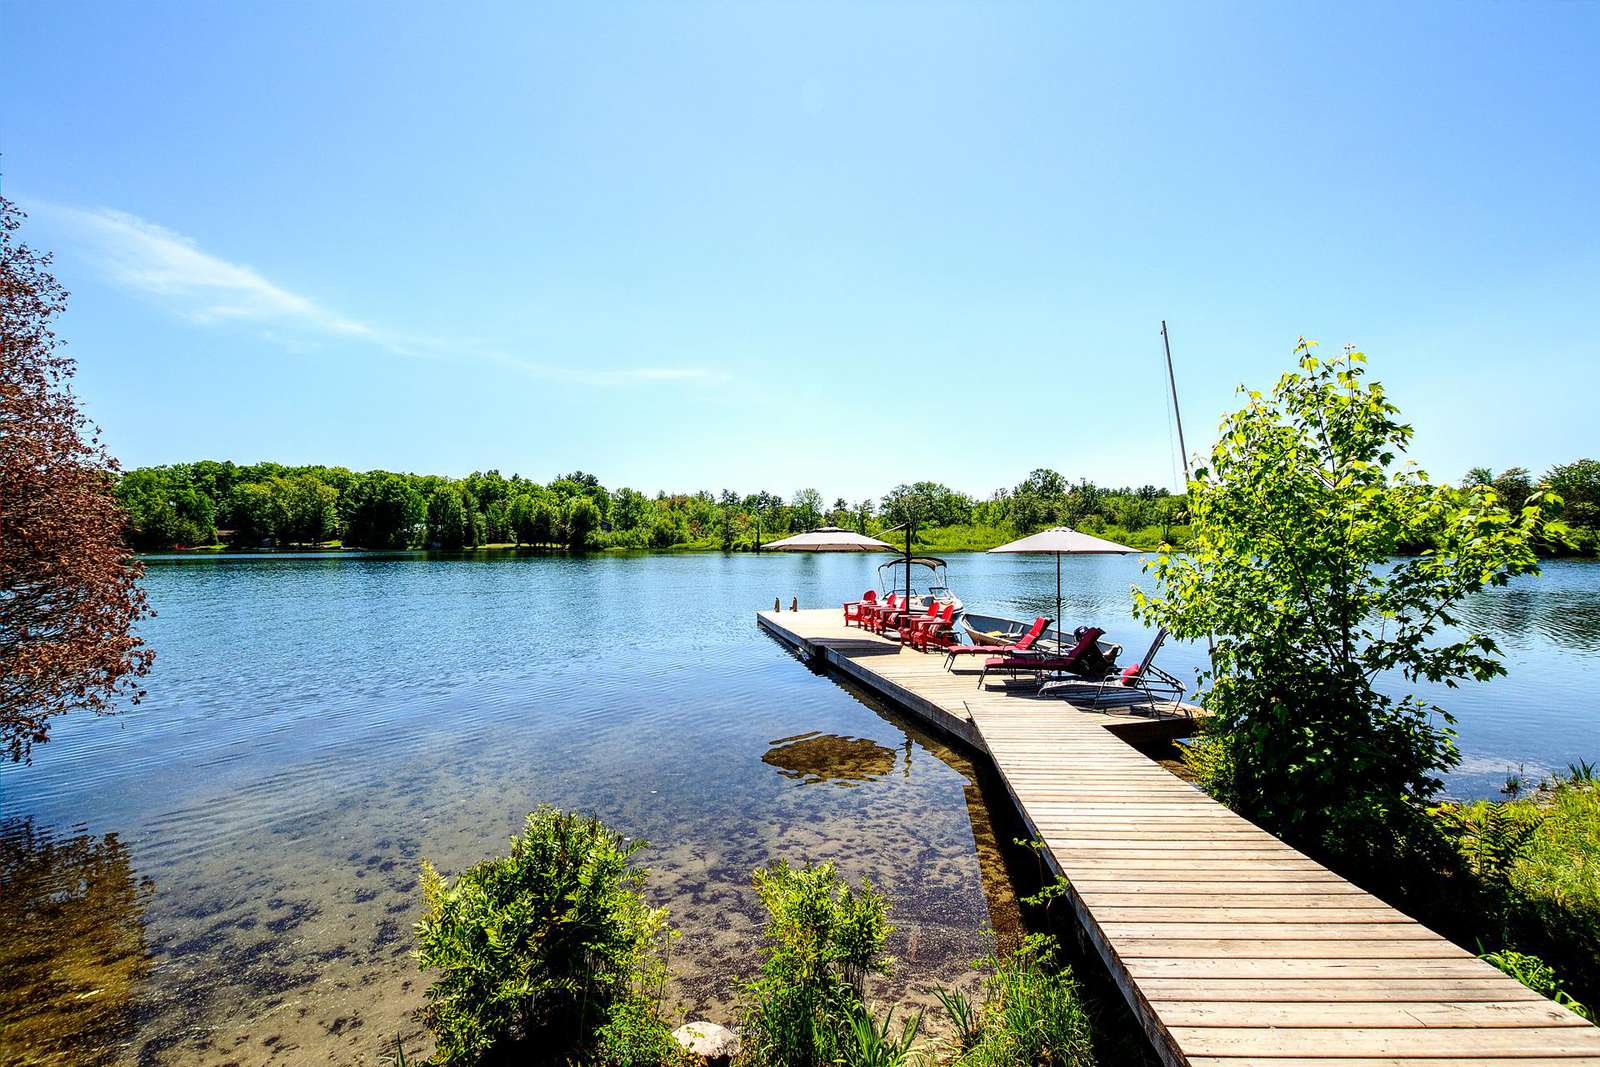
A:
762 732 898 786
763 526 897 552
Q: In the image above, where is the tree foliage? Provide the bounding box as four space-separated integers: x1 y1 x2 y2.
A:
1 196 153 763
1135 342 1551 865
879 481 974 529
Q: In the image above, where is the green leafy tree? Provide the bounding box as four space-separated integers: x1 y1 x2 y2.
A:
791 488 824 531
530 498 559 546
479 500 507 545
1059 478 1103 526
274 474 339 545
426 486 471 549
115 468 215 548
1544 459 1600 528
228 481 282 545
713 505 742 551
1492 467 1535 510
1105 493 1152 533
507 493 534 546
880 481 971 530
1135 342 1551 867
1154 494 1187 543
345 472 425 548
564 496 600 549
610 487 651 534
647 511 681 549
1007 469 1066 533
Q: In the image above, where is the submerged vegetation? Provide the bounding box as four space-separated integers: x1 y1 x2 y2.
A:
0 819 154 1065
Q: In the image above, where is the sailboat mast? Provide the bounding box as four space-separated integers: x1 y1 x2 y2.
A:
1161 320 1191 482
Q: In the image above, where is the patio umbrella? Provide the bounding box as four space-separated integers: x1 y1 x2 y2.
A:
764 526 897 552
988 527 1136 650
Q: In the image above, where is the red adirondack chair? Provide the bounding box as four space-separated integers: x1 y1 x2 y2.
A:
843 589 877 627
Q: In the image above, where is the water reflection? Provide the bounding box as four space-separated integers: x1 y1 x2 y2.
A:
0 819 154 1067
768 691 1028 954
1459 585 1600 652
762 732 902 786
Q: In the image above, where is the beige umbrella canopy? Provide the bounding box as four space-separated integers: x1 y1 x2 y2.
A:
764 526 897 552
989 526 1136 648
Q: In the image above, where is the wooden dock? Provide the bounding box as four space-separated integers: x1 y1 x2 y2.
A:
758 608 1600 1067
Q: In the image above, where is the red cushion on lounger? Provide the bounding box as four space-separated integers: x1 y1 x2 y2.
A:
1067 626 1104 660
1121 664 1141 685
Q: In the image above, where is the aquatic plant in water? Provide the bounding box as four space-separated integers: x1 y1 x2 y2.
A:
939 934 1097 1067
739 860 892 1067
413 806 676 1065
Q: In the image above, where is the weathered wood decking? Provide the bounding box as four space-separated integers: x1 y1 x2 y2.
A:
758 608 1600 1067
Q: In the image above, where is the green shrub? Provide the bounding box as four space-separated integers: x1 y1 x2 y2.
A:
1480 948 1593 1022
414 807 674 1065
842 1005 922 1067
740 861 891 1067
1503 779 1600 1003
943 934 1097 1067
1429 776 1600 1010
594 995 694 1067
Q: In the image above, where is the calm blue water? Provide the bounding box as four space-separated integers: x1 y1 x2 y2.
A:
2 550 1596 1065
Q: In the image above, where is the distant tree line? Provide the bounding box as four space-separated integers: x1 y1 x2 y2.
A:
1463 462 1600 555
114 458 1599 555
112 461 1197 552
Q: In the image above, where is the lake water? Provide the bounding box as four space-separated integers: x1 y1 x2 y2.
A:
3 551 1597 1065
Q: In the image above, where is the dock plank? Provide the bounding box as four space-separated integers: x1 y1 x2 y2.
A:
756 609 1600 1066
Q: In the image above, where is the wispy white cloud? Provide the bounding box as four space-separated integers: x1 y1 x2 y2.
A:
31 201 712 388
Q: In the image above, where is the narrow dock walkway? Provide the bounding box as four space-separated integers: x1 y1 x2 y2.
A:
758 609 1600 1067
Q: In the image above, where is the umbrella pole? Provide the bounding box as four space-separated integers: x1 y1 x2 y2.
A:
1056 552 1063 664
905 522 913 607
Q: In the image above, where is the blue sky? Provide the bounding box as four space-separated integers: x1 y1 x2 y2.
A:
3 2 1596 501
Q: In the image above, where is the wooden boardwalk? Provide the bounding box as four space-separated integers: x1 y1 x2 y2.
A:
758 608 1600 1067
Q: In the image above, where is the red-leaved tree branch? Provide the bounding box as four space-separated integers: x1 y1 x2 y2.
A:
1 194 153 763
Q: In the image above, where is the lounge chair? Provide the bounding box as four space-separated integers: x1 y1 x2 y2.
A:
979 626 1106 688
1040 628 1185 716
943 617 1051 670
843 590 877 628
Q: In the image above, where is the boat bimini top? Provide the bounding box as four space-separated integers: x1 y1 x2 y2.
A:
877 556 962 611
